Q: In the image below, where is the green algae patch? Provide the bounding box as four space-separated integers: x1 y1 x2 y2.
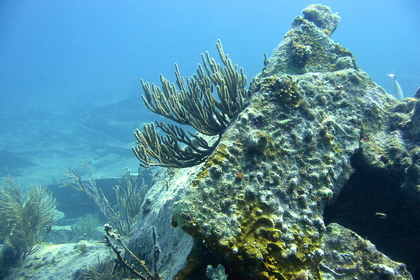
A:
219 196 323 280
191 143 230 188
174 187 324 279
258 75 302 108
290 34 329 71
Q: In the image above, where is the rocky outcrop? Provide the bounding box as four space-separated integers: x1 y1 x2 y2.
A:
131 4 417 279
170 5 416 279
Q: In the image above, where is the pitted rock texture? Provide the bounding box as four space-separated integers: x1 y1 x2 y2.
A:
171 4 415 279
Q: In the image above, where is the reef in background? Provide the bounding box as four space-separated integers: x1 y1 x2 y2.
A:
129 5 418 279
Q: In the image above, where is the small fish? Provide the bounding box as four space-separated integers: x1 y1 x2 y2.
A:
386 73 404 100
375 212 387 219
263 52 269 66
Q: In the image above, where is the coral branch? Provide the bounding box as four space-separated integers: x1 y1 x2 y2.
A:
134 40 249 168
133 122 220 168
63 160 148 236
104 224 160 280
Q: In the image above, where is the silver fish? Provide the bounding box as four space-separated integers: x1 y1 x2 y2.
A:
386 73 404 100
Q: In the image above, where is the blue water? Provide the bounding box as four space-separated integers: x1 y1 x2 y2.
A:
0 0 419 183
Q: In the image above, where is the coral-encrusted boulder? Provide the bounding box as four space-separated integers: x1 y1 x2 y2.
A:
170 4 415 279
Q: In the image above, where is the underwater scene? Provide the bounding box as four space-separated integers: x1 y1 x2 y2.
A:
0 1 419 279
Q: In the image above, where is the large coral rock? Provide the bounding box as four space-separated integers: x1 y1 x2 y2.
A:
169 4 415 279
128 5 417 280
322 223 412 279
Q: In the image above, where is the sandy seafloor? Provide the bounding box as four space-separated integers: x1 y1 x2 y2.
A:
0 96 154 279
0 95 156 186
5 241 114 279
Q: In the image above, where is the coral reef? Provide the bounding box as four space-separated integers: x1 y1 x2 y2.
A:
165 4 417 279
6 5 413 279
118 5 420 280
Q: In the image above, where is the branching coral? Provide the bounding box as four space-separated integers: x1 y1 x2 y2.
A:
63 159 148 236
0 177 55 261
133 40 249 168
133 122 221 168
104 224 161 280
